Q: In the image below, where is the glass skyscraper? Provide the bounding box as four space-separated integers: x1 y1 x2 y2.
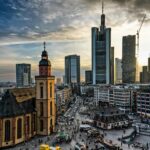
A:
16 63 31 87
92 7 112 84
65 55 80 84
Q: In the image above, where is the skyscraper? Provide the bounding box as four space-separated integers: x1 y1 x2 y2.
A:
85 70 92 84
122 35 136 83
16 63 31 87
92 2 112 84
115 58 122 84
65 55 80 84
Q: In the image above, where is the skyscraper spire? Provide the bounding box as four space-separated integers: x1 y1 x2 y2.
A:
102 0 104 14
100 0 105 30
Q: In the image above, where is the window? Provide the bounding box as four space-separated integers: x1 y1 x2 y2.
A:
40 120 43 132
17 118 22 139
5 120 11 142
50 101 52 115
40 86 43 98
40 102 43 116
33 114 36 132
50 83 52 98
26 116 30 135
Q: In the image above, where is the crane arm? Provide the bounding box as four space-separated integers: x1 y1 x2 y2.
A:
138 14 146 34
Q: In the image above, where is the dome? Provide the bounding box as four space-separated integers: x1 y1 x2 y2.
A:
39 59 51 66
42 50 48 57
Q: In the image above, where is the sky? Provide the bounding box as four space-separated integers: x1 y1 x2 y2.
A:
0 0 150 82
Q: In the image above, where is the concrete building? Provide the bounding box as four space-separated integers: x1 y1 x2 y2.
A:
140 58 150 83
110 47 114 84
65 55 80 84
109 87 133 113
122 35 136 83
94 86 110 106
137 89 150 117
56 87 72 114
85 70 92 84
94 85 134 113
16 64 31 87
92 5 112 85
115 58 122 84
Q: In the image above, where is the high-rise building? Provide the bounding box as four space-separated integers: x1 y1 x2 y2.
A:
115 58 122 84
122 35 136 83
140 57 150 83
85 70 92 84
110 47 114 84
65 55 80 84
35 42 56 135
92 3 112 84
16 63 31 87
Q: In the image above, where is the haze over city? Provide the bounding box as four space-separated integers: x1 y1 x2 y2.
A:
0 0 150 82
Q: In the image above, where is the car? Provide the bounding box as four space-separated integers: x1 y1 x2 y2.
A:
79 124 91 132
74 142 86 150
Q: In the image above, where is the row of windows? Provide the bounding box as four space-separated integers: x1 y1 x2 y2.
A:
40 101 53 116
4 116 35 142
40 83 53 98
40 119 53 132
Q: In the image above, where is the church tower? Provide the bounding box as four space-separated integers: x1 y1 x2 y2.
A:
35 42 56 135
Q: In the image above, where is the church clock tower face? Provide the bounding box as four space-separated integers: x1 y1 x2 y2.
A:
35 42 56 135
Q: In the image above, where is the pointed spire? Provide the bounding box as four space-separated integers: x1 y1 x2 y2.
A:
102 0 104 14
43 41 46 51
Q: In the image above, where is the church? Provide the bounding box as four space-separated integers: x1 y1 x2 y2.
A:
0 43 56 148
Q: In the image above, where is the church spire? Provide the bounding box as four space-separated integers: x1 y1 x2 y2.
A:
43 41 46 51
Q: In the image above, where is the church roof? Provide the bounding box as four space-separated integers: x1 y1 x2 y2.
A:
0 88 36 118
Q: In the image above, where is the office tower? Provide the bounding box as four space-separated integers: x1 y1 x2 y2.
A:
65 55 80 84
122 35 136 83
148 57 150 72
115 58 122 84
110 47 114 84
35 42 56 135
92 2 112 84
140 57 150 83
16 63 31 87
85 70 92 84
140 66 149 83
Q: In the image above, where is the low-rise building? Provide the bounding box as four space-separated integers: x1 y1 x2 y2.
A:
94 85 134 113
93 104 130 130
137 89 150 117
56 87 72 114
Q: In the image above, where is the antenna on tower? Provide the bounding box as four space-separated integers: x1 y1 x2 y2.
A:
43 41 46 51
102 0 104 14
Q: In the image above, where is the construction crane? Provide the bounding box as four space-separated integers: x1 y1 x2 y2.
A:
136 14 146 57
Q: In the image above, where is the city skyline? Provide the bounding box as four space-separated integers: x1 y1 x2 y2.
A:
0 0 150 82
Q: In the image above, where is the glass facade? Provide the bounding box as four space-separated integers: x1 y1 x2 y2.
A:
65 55 80 84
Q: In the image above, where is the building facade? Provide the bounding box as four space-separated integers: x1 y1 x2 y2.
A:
92 7 113 84
122 35 136 83
65 55 80 84
0 43 56 148
94 85 134 113
35 42 56 135
137 90 150 117
16 64 31 87
115 58 122 84
56 87 72 114
140 57 150 83
85 70 92 84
